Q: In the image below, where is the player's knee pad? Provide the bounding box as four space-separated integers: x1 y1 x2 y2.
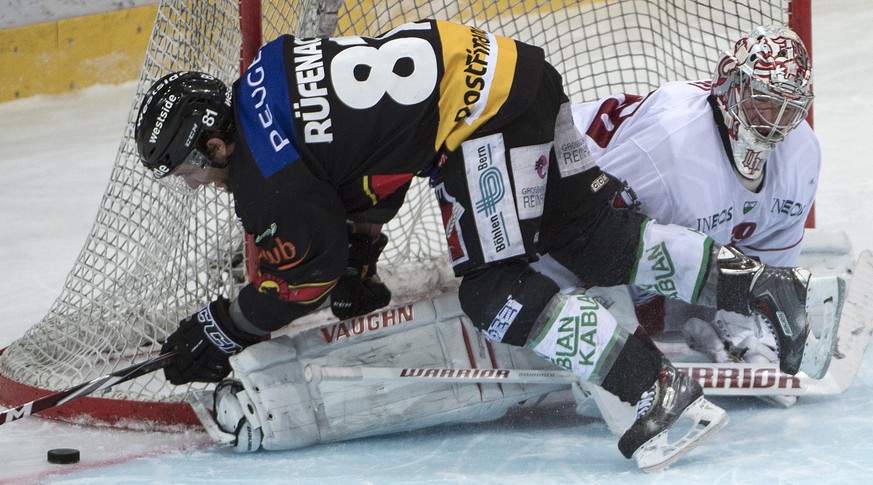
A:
459 261 560 345
524 291 631 384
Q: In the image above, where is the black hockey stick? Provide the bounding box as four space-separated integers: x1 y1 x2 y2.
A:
0 350 177 426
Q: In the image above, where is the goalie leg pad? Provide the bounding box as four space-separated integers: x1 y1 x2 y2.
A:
203 295 569 452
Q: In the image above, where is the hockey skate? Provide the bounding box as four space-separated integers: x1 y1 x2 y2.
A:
747 265 811 376
711 245 811 376
618 360 727 473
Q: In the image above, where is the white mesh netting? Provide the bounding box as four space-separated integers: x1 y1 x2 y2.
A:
0 0 793 426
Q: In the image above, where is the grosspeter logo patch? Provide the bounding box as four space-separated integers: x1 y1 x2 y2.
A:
510 143 551 220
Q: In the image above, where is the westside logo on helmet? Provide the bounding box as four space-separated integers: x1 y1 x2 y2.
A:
149 93 178 144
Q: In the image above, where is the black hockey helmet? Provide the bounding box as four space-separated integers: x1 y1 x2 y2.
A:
134 71 233 179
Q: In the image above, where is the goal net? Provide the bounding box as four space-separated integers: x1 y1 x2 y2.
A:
0 0 804 428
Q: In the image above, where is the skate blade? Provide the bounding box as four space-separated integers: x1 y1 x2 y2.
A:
801 276 846 379
632 396 728 473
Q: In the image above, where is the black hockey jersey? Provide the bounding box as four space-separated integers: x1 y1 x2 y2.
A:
229 19 547 331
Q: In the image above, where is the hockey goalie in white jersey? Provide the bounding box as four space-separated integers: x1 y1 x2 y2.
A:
576 26 817 265
553 25 821 407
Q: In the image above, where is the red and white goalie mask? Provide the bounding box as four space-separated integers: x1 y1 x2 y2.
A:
712 25 814 180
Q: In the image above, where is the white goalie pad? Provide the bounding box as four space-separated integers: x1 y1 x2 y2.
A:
193 293 573 451
188 248 873 450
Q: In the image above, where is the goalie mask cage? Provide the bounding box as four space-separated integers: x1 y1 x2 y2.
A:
0 0 810 429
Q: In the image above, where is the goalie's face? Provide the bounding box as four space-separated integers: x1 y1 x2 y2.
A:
733 80 811 144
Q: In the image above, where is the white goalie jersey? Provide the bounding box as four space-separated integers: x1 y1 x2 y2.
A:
572 80 821 266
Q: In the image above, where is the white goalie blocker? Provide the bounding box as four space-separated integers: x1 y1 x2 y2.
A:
189 293 582 451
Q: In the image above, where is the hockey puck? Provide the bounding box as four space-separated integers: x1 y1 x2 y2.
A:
47 448 80 464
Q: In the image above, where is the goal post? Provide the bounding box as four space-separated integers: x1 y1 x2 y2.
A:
0 0 808 429
788 0 816 228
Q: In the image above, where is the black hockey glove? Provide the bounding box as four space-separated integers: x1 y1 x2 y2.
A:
330 232 392 320
161 298 261 385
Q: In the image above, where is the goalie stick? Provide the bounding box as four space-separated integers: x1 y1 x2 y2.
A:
303 360 853 397
0 351 177 426
304 363 580 385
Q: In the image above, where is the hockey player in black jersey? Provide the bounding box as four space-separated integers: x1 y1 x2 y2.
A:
135 19 812 471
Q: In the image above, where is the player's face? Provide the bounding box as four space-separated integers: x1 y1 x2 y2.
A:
164 138 232 192
203 138 232 191
165 161 231 192
170 162 212 190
